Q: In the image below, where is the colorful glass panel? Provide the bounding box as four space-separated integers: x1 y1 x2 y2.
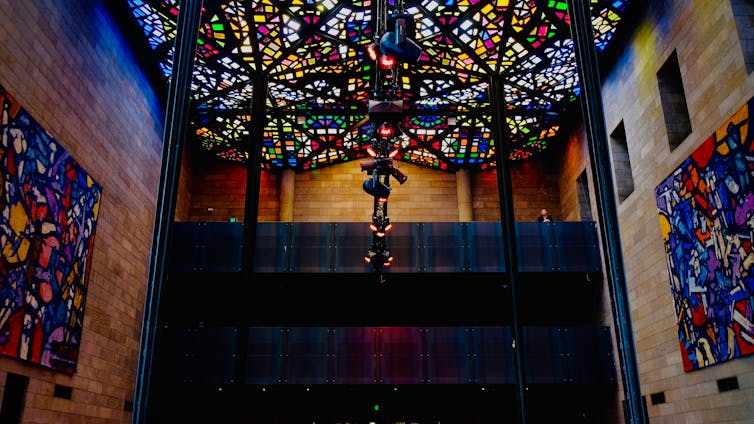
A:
126 0 632 170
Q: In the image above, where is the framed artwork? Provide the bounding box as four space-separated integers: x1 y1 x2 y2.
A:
656 97 754 371
0 84 102 373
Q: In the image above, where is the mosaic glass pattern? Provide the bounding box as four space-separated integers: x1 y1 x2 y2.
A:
126 0 631 171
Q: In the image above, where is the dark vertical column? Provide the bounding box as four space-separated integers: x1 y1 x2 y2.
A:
241 75 267 277
565 1 646 423
236 74 268 386
489 75 527 424
132 1 203 423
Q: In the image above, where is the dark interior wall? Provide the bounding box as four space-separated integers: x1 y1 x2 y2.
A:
0 0 164 422
181 156 281 222
471 159 565 222
175 144 194 221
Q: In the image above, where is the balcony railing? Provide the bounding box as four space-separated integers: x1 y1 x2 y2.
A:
155 325 616 386
169 221 601 273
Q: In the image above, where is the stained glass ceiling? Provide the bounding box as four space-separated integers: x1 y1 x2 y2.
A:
126 0 632 172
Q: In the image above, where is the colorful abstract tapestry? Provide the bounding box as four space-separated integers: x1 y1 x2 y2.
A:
0 84 102 373
656 97 754 372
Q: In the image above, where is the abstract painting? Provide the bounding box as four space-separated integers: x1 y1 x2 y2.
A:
0 84 102 373
656 97 754 371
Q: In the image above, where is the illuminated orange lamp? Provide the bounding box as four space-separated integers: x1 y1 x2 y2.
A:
366 42 379 61
379 54 396 69
378 123 393 137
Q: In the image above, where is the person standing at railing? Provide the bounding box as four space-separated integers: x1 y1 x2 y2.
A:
538 208 553 222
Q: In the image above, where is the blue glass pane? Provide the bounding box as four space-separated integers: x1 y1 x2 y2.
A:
333 223 373 273
471 326 514 384
155 326 198 384
551 222 601 272
378 327 423 384
425 327 472 384
285 327 331 384
288 223 333 272
332 327 377 384
169 222 204 272
522 326 567 384
246 327 284 384
466 222 506 273
561 326 616 384
192 326 239 385
384 223 421 273
422 223 466 272
199 222 244 272
253 223 289 272
516 222 556 272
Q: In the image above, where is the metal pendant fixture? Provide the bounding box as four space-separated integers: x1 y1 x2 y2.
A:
361 0 416 273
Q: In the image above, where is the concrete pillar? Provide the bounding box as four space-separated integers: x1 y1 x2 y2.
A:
456 168 474 221
279 168 295 222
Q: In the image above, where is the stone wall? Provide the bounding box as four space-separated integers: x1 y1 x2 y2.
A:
0 0 164 422
180 157 280 222
184 157 567 223
595 1 754 422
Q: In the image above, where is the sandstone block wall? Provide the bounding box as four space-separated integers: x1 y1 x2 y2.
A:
587 1 754 422
184 157 566 223
0 0 164 422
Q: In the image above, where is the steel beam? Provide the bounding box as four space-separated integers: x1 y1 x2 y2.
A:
132 1 203 423
565 1 647 422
